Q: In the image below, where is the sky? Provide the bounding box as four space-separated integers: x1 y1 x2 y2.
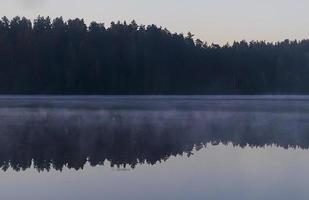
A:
0 0 309 44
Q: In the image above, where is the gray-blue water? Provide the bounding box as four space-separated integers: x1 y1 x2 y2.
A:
0 96 309 200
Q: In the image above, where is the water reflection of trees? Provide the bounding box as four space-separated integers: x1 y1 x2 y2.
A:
0 109 309 171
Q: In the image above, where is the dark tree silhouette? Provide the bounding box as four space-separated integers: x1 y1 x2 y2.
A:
0 16 309 94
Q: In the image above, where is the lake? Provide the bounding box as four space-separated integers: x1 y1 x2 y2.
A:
0 96 309 200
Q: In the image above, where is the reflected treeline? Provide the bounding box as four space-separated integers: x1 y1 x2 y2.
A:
1 108 309 171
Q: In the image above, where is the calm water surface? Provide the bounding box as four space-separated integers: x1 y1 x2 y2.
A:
0 96 309 200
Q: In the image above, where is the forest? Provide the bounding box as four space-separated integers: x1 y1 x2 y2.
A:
0 16 309 94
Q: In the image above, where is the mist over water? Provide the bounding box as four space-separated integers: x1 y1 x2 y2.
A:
1 96 309 200
0 96 309 171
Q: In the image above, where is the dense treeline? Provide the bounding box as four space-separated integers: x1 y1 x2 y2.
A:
1 16 309 94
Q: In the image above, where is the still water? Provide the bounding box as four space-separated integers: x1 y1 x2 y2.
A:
0 96 309 200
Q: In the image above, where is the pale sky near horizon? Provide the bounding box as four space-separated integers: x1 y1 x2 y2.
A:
1 0 309 44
